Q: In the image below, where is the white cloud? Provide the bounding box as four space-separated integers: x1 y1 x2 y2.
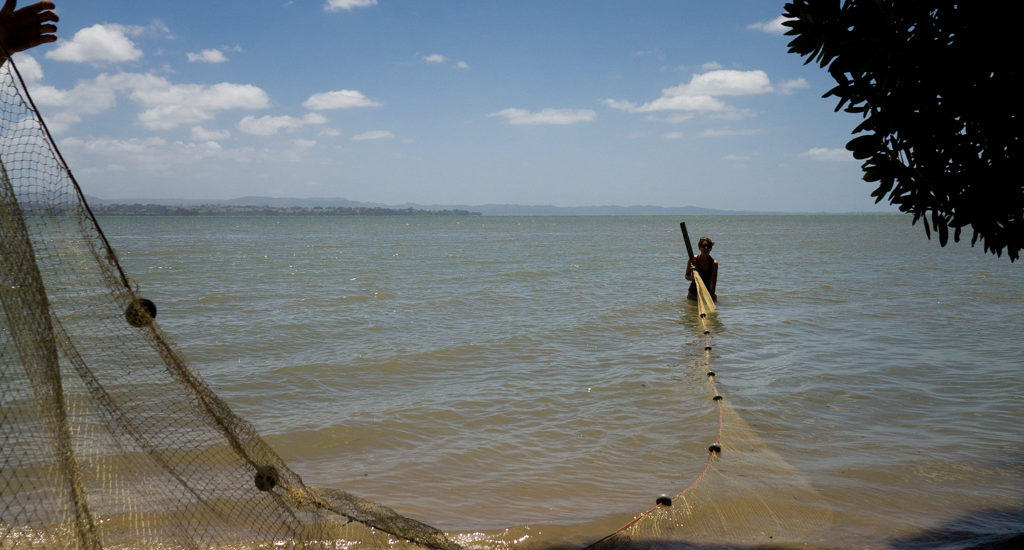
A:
187 49 228 63
352 130 393 141
800 147 854 161
303 89 381 110
148 19 174 39
63 136 169 155
11 54 43 82
61 130 333 184
610 94 727 113
238 113 327 136
32 77 120 115
325 0 377 12
36 112 80 134
127 77 271 130
779 78 810 95
748 15 791 34
60 135 267 175
676 70 774 96
422 54 468 69
319 128 342 137
46 24 143 63
29 72 271 132
724 154 752 162
489 108 596 125
701 61 724 71
294 139 317 148
191 126 231 141
605 69 772 116
603 99 635 111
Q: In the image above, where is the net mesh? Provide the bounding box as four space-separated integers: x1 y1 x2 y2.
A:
0 56 459 550
1 53 832 549
580 299 831 550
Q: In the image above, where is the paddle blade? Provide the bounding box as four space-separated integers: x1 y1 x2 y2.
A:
693 271 717 316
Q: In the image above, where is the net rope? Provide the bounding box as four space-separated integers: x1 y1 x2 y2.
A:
574 262 833 550
582 287 721 549
0 53 460 550
1 50 833 548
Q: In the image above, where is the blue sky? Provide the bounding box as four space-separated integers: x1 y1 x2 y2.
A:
13 0 894 212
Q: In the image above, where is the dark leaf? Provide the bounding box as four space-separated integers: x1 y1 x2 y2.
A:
786 0 1022 262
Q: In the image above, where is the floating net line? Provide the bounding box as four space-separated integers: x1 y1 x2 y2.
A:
1 50 833 549
583 281 721 549
575 257 834 549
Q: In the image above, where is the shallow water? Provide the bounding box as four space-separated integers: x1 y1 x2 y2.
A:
103 214 1024 548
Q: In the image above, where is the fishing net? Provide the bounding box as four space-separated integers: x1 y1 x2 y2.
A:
579 306 832 550
0 55 459 549
1 52 832 549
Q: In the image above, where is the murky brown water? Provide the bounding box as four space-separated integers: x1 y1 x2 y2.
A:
104 214 1024 548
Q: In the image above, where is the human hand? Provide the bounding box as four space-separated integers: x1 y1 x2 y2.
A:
0 0 58 57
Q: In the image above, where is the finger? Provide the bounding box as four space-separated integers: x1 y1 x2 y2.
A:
38 23 56 34
23 1 54 12
19 35 53 50
15 2 57 18
2 0 16 17
37 9 57 23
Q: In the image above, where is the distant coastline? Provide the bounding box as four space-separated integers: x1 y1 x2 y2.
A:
89 203 480 217
84 195 892 216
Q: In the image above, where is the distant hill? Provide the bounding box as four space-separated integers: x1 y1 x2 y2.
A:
87 203 479 217
402 203 760 216
84 195 777 216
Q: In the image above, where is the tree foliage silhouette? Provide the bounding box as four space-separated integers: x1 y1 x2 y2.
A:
783 1 1022 261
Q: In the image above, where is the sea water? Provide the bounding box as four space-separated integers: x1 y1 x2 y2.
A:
101 214 1024 548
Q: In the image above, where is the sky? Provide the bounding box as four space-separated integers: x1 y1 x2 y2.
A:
12 0 896 212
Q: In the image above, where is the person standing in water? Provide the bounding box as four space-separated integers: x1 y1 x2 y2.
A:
685 236 717 302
